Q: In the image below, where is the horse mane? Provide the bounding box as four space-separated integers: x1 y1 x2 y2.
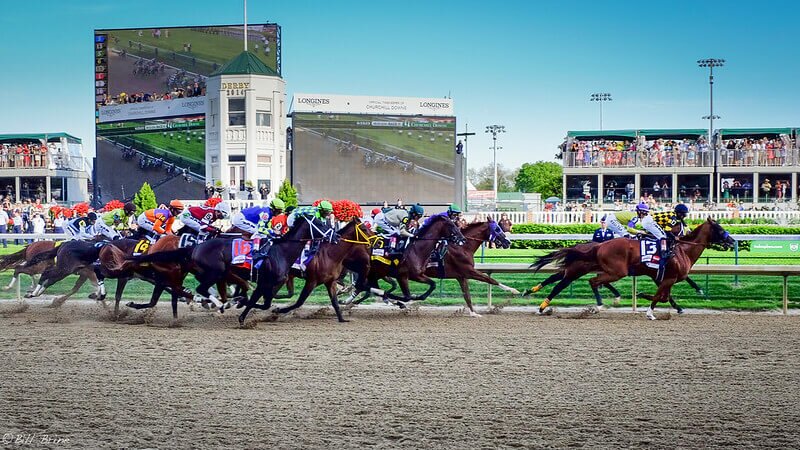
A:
416 214 448 237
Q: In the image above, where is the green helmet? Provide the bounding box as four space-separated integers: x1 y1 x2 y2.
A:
410 203 424 216
447 203 462 214
318 200 333 213
270 198 285 210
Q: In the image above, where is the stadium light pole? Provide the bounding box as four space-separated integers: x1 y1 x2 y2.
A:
457 126 476 210
485 125 505 204
698 58 724 204
589 93 612 131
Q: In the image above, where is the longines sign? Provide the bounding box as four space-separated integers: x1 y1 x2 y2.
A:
293 93 453 116
98 97 207 123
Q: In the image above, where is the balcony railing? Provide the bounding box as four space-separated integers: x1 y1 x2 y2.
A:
563 149 799 169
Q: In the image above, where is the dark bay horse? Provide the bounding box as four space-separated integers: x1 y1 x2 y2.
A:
238 215 336 326
355 214 466 307
530 219 734 320
24 240 112 306
423 220 519 317
269 218 375 322
0 241 59 296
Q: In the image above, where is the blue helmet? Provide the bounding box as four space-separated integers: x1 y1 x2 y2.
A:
635 202 650 213
674 204 689 215
409 204 424 217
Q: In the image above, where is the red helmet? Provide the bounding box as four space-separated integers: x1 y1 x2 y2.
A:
371 208 381 216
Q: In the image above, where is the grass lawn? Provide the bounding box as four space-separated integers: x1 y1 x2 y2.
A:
0 244 797 311
353 129 455 165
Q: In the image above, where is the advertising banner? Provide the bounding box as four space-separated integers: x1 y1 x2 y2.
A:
293 93 454 116
98 97 207 122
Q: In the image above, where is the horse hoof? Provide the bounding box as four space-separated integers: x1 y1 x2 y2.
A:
469 311 482 318
646 312 657 321
126 302 135 308
676 309 685 315
88 293 97 300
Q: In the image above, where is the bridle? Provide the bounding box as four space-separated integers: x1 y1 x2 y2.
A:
341 222 379 246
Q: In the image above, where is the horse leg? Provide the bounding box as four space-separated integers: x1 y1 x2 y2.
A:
4 267 20 290
525 272 564 296
326 281 348 323
668 296 684 314
127 284 164 310
48 273 88 308
407 274 437 301
646 279 677 320
31 266 73 298
195 275 223 310
273 281 316 316
273 274 295 299
113 277 128 318
539 275 580 313
238 287 262 326
603 283 621 306
461 268 520 295
93 265 108 301
685 276 707 298
456 277 481 318
591 284 604 309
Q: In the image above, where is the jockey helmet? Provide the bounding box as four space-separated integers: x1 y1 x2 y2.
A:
169 199 184 210
113 213 121 222
123 202 136 215
371 208 381 216
87 212 98 222
318 200 333 213
410 204 424 217
448 203 462 214
215 201 232 218
674 203 689 216
270 198 285 211
635 202 650 213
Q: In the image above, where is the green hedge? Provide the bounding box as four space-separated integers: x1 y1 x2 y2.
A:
507 223 800 251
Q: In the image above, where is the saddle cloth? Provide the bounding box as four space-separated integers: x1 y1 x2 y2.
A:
132 239 152 256
639 239 661 269
231 238 253 267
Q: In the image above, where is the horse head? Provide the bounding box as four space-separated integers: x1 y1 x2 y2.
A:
289 214 338 244
486 218 511 249
418 214 466 245
706 217 735 248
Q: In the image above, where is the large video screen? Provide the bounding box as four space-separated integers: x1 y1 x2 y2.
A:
94 24 280 108
292 113 457 204
95 116 206 201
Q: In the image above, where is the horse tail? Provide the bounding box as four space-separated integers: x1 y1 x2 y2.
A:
530 243 601 273
23 247 60 267
530 248 571 274
0 247 29 272
127 247 192 265
101 245 130 275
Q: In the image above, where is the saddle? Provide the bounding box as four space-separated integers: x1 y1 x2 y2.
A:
370 236 404 266
426 239 449 277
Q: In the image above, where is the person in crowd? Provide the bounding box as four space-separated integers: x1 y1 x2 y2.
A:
0 206 8 248
593 217 615 243
11 210 23 245
499 213 512 233
31 214 45 240
53 212 66 234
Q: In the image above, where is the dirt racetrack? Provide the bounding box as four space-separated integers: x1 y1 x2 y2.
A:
1 301 799 449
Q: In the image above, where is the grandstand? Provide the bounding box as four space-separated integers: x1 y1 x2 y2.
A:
560 127 799 208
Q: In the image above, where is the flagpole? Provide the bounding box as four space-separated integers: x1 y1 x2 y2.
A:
243 0 248 51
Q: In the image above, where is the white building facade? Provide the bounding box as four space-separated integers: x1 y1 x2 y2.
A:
205 51 286 200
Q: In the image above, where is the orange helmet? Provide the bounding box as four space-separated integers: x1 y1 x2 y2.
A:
169 200 184 210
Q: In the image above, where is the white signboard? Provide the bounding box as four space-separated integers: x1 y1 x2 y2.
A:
98 97 207 123
292 93 453 116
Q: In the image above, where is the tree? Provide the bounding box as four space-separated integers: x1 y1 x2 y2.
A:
468 163 517 192
133 182 158 215
276 179 298 209
515 161 563 199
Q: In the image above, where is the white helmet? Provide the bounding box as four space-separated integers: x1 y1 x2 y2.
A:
215 201 232 218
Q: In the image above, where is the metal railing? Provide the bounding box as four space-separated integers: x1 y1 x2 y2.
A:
563 148 799 169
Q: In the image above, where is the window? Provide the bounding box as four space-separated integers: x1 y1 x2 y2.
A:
256 111 271 127
228 98 245 126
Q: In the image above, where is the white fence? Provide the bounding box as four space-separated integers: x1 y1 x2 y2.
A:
464 210 800 225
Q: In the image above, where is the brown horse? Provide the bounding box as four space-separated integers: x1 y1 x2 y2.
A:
423 220 519 317
530 219 734 319
0 241 58 296
357 214 467 307
269 218 374 322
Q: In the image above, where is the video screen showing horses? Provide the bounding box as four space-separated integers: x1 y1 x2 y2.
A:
292 113 456 204
94 24 280 107
95 116 205 201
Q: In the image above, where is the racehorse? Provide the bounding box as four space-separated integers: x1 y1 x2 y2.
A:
525 246 709 311
269 218 375 322
237 215 336 326
530 219 734 320
0 241 103 305
355 214 467 307
421 220 519 317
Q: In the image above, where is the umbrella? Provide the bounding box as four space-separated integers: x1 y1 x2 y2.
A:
545 197 561 203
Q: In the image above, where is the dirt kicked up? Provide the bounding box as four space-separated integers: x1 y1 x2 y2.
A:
1 300 799 449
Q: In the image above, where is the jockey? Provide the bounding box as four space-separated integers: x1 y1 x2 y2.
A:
421 203 461 228
65 212 98 240
600 203 650 238
179 201 230 240
286 201 333 229
376 203 424 250
136 200 183 240
100 202 137 239
651 203 690 237
364 207 382 230
250 198 285 237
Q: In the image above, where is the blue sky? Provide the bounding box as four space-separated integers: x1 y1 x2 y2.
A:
0 0 798 171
